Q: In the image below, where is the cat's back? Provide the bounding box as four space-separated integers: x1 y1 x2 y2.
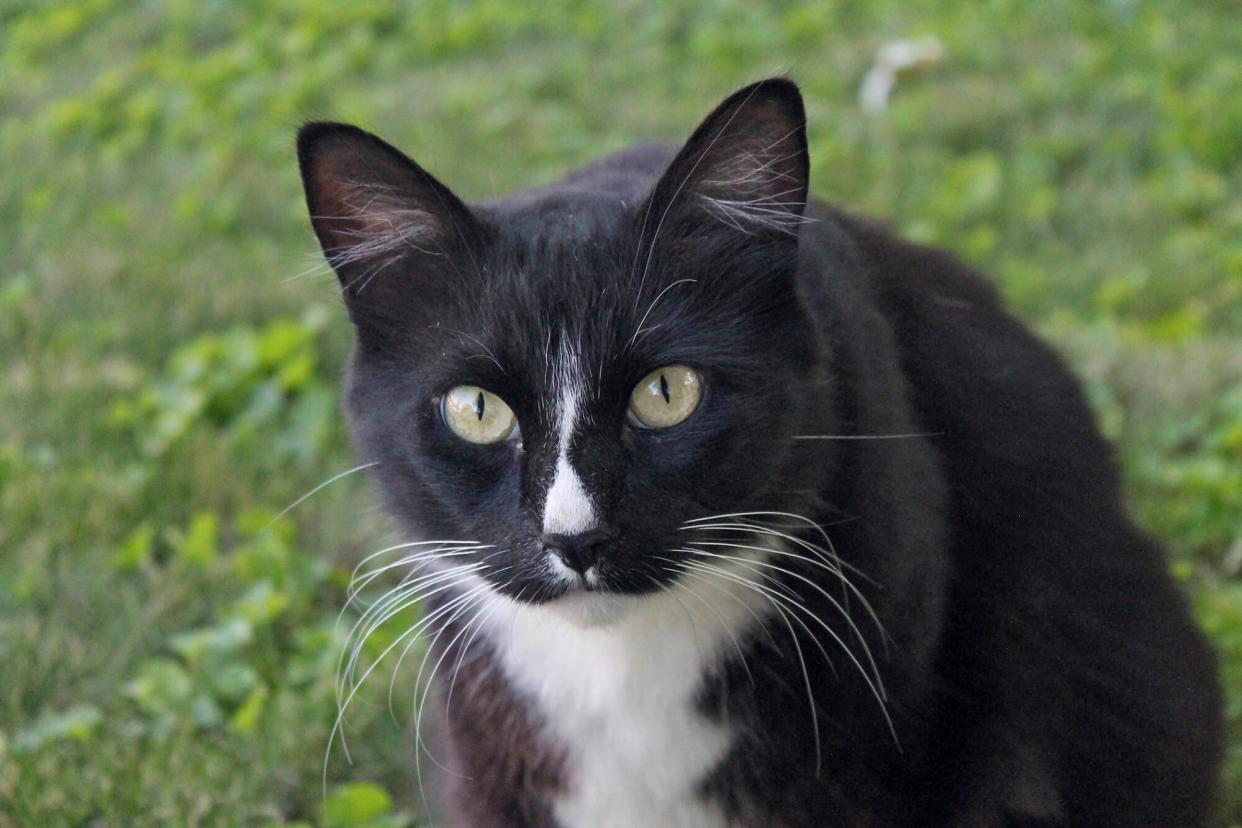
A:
822 211 1223 825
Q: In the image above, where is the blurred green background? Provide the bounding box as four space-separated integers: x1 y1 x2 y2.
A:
1 0 1239 825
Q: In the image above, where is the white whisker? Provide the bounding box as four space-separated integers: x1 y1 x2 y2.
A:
325 562 486 785
670 574 756 695
667 556 827 775
679 535 886 656
675 546 886 704
266 462 378 528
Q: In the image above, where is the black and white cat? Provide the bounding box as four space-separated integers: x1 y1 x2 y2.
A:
297 79 1222 827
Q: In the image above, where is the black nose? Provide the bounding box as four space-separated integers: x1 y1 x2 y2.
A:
543 528 614 576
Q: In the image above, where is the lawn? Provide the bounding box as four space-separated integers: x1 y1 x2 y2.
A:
1 1 1239 825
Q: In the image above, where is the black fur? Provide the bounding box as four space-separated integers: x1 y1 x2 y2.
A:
298 79 1222 826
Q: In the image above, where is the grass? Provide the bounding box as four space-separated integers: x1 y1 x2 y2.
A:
1 1 1238 825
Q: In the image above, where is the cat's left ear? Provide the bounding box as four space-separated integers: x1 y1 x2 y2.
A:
296 122 484 334
645 78 809 240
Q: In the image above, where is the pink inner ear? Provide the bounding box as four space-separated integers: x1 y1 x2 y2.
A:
678 96 809 236
311 170 442 271
694 137 811 236
699 134 801 195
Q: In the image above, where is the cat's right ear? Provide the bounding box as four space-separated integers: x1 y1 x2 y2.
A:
643 78 810 243
296 122 482 331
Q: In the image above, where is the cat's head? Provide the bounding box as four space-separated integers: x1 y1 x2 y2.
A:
298 79 830 624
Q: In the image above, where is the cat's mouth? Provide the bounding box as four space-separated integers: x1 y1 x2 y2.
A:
541 579 638 627
545 551 604 594
527 547 638 625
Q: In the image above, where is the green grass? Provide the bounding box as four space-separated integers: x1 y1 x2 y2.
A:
1 1 1239 824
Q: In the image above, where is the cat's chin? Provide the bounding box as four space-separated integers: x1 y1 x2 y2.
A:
539 589 639 628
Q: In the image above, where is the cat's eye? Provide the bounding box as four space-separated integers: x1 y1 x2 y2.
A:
627 365 702 429
441 385 518 445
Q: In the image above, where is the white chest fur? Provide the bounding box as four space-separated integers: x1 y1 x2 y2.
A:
474 558 770 828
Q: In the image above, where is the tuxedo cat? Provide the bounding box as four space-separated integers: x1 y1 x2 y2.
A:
297 79 1222 827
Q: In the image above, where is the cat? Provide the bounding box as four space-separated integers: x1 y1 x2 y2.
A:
297 78 1222 827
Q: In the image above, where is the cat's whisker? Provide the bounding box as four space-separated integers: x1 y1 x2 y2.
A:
282 252 337 283
433 326 507 375
345 550 479 610
386 561 513 724
680 533 844 580
679 511 892 712
340 545 496 631
410 584 498 794
667 556 828 776
340 565 462 687
407 587 492 750
413 581 521 809
342 549 493 645
727 521 888 651
671 565 781 652
677 554 897 747
654 574 710 676
668 574 757 695
387 585 485 725
686 522 849 583
327 563 487 775
745 511 864 531
690 513 874 613
677 541 878 658
682 517 856 616
349 539 490 585
329 570 460 779
674 546 887 705
685 510 848 568
678 535 887 659
627 278 696 351
442 573 511 718
657 554 838 681
266 462 379 528
336 563 488 711
405 563 511 724
342 552 501 684
690 508 854 593
684 514 884 616
339 585 457 720
347 545 493 600
337 584 477 761
685 511 849 531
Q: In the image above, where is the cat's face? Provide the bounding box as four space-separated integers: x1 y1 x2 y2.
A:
299 80 827 622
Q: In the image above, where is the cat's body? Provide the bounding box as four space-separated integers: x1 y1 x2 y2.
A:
298 80 1222 827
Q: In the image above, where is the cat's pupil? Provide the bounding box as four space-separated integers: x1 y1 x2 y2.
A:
659 373 670 404
476 391 485 421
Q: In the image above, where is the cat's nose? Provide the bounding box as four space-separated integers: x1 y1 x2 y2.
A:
543 528 614 577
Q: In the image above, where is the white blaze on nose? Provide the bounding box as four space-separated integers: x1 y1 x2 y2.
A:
544 454 596 535
542 344 598 536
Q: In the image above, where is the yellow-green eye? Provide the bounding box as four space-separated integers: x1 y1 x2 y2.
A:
441 385 518 444
628 365 702 429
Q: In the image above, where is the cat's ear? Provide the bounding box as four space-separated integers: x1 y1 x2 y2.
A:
646 78 809 239
297 122 482 329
